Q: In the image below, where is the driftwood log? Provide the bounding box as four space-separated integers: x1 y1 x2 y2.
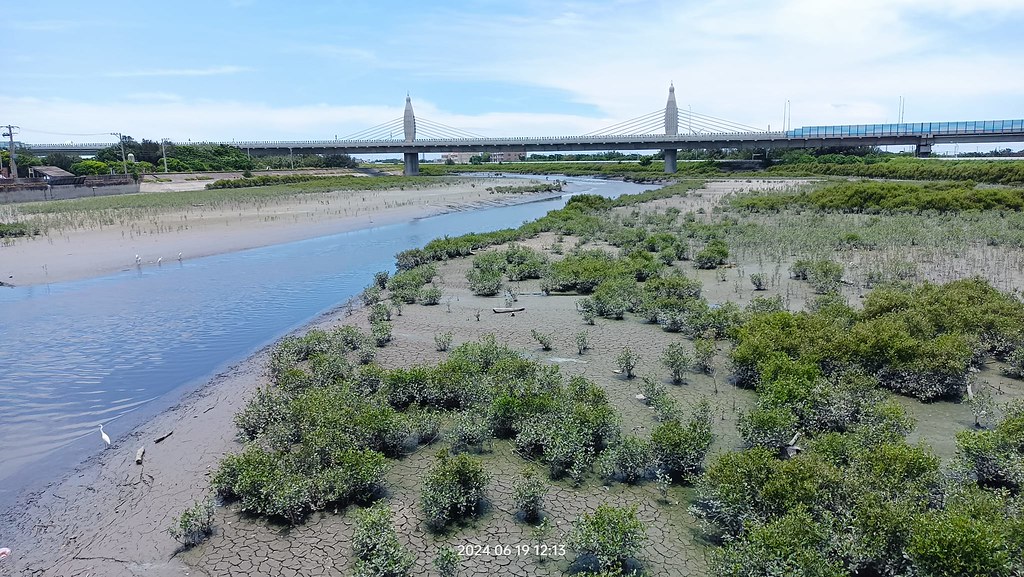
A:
135 446 145 465
154 430 173 443
493 307 525 314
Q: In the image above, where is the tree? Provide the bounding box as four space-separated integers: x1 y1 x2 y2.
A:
42 153 81 172
70 159 110 176
324 153 358 168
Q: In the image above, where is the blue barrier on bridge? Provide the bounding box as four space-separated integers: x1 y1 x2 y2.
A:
786 120 1024 139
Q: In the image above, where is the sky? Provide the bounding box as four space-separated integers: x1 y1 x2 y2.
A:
3 0 1023 150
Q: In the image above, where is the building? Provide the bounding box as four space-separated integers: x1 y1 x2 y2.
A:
29 166 76 181
440 150 527 164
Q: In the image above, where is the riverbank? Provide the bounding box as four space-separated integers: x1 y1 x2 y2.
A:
0 177 556 286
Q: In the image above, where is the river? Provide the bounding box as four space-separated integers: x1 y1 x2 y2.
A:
0 176 656 509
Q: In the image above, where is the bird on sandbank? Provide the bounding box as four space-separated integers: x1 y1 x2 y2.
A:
98 424 111 447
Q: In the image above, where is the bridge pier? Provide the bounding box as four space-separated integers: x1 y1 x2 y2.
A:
663 149 678 174
915 141 933 157
403 152 420 176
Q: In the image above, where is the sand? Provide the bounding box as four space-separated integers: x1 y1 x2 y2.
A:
0 176 555 287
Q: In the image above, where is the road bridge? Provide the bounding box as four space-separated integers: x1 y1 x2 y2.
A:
23 87 1024 175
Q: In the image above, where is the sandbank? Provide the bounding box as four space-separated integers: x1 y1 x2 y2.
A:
1 177 557 287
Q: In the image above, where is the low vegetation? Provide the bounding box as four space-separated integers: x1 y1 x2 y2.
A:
168 497 215 547
733 180 1024 213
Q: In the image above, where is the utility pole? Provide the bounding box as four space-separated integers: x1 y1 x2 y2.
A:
110 132 128 175
160 139 168 173
3 125 19 180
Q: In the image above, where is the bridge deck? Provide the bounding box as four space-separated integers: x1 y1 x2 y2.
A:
23 120 1024 157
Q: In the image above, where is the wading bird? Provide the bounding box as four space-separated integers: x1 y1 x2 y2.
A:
98 424 110 447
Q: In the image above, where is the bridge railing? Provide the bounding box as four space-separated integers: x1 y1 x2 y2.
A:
786 120 1024 139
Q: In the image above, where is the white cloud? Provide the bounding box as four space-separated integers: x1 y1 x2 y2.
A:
1 95 617 143
399 0 1024 127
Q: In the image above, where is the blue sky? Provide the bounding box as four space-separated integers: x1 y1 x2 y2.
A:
4 0 1023 148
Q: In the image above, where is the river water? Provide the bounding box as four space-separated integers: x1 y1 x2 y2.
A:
0 176 656 508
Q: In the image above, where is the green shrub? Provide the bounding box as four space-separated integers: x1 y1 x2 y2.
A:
955 400 1024 492
372 320 393 347
513 470 548 522
419 286 443 305
168 497 215 547
373 270 390 289
568 504 648 574
616 347 640 379
234 386 289 442
591 277 641 319
738 406 799 450
650 398 713 481
511 377 620 484
711 507 847 577
388 264 437 303
694 337 715 374
434 546 460 577
434 331 453 352
467 267 503 296
531 329 554 351
576 298 597 324
746 294 785 315
449 410 492 454
1002 348 1024 379
576 330 590 354
361 285 382 306
907 488 1017 577
212 444 387 524
695 238 729 269
369 302 392 323
661 342 693 384
543 249 624 293
808 260 844 294
421 450 490 531
750 273 766 291
352 502 414 577
597 436 654 484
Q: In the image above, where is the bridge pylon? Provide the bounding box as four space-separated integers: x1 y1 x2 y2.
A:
663 84 678 174
403 94 419 176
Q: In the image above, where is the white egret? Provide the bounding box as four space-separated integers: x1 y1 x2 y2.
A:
177 252 183 261
784 432 803 458
98 424 111 447
134 255 142 265
157 257 162 266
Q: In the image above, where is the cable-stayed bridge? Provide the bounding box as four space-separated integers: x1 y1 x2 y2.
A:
24 87 1024 175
